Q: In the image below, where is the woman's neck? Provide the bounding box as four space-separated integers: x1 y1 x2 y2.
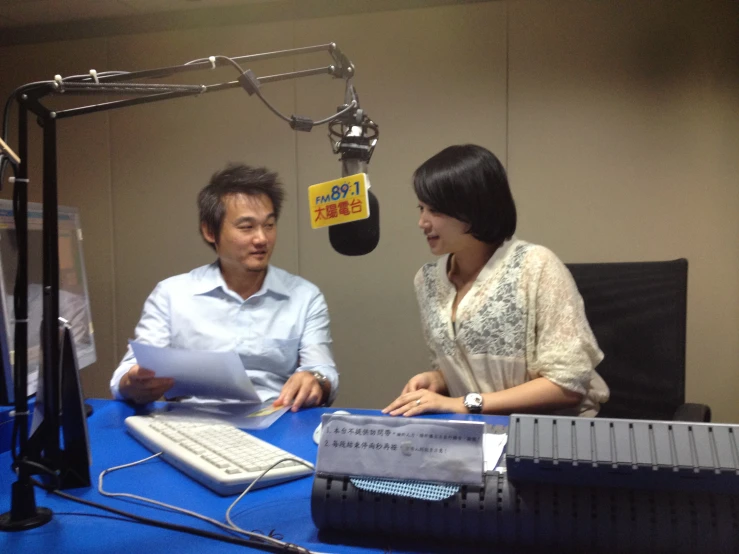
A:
448 241 500 286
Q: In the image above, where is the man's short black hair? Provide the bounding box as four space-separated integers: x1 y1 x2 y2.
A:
413 144 517 244
198 163 285 251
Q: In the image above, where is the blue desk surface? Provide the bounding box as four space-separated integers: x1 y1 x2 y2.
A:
1 399 508 553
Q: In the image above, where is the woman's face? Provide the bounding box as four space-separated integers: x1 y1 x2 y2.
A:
417 201 475 256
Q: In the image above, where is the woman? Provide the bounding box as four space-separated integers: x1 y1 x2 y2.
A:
383 144 609 417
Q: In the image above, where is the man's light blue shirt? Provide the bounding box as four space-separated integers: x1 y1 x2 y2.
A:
110 262 338 403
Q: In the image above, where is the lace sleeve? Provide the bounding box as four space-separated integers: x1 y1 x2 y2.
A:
421 318 441 372
527 249 604 396
414 268 441 372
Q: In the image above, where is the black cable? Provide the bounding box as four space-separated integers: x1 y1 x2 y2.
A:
0 53 354 187
210 54 355 129
57 82 205 95
55 509 278 538
30 477 312 553
313 101 357 126
54 511 137 524
24 469 312 553
56 510 284 544
215 55 247 75
17 459 60 487
1 53 355 550
200 56 293 125
253 90 293 124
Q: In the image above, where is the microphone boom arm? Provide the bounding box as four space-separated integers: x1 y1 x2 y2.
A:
0 41 376 531
13 43 355 122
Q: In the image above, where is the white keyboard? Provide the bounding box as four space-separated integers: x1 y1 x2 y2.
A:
125 414 314 496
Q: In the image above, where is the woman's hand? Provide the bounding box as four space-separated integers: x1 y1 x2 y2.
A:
382 389 464 417
401 370 448 395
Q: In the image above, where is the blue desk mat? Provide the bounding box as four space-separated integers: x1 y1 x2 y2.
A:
1 399 510 553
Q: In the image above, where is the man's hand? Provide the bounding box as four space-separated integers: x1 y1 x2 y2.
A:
382 389 464 417
401 370 447 395
273 372 328 412
119 364 174 404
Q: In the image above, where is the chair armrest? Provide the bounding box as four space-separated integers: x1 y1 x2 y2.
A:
673 403 711 422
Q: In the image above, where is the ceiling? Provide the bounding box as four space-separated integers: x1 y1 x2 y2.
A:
0 0 488 46
0 0 278 28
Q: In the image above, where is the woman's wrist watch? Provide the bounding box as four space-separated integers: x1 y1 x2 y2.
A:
463 392 484 413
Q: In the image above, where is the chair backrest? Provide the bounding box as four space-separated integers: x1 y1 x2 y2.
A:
565 259 688 420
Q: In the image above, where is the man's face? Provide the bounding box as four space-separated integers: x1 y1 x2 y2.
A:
202 193 277 274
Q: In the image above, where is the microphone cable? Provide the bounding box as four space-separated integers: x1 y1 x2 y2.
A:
10 455 315 553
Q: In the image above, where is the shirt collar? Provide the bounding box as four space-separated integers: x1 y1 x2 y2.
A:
475 235 518 283
260 265 290 298
436 235 519 288
193 262 290 299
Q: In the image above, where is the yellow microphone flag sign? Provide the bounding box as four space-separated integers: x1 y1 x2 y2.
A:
308 173 371 230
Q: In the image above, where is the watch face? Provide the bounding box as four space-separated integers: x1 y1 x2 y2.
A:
464 393 483 412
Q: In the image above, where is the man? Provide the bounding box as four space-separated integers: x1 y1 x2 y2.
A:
110 163 337 411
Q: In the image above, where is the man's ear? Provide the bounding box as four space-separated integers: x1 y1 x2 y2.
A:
200 222 217 246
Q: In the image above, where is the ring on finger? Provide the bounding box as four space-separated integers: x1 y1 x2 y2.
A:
415 398 421 406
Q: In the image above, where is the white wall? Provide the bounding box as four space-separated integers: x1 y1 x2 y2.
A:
0 0 737 420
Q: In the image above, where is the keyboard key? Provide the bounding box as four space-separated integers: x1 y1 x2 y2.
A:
125 414 314 495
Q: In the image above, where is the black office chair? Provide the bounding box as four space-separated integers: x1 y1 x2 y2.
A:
566 259 710 422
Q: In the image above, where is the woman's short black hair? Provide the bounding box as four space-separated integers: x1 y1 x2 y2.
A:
198 163 284 251
413 144 517 244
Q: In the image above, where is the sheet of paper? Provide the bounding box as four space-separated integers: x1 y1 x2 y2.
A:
316 414 485 485
130 341 260 402
152 401 289 430
483 432 508 473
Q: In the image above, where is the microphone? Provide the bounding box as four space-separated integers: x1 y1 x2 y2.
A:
327 82 380 256
329 157 380 256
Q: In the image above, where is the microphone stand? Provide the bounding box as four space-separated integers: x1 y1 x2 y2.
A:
0 42 366 531
0 104 52 531
327 83 380 255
